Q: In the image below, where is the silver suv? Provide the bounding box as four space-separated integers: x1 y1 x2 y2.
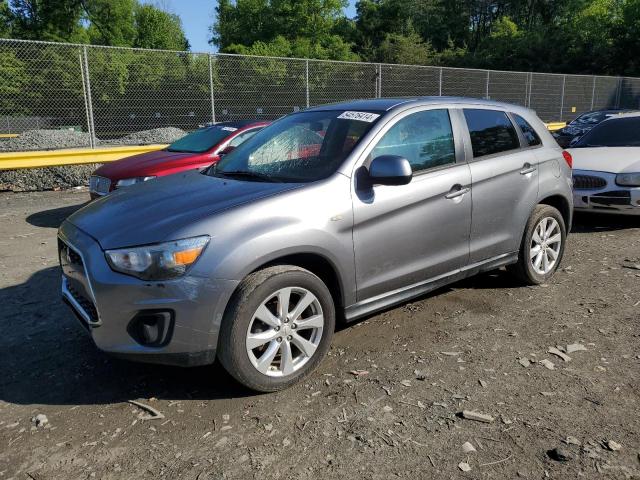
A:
59 97 573 391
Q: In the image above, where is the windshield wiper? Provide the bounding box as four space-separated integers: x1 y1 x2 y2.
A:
216 170 282 182
166 148 196 153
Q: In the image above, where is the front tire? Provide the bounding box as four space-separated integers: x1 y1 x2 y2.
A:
218 265 335 392
508 204 567 285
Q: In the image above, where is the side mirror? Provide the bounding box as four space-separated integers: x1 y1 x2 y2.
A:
368 155 412 186
218 145 236 156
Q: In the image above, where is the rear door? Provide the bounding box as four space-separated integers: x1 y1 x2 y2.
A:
351 107 472 301
460 108 539 263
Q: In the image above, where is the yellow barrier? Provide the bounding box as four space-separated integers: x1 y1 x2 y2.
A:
0 134 19 139
545 122 566 132
0 144 168 170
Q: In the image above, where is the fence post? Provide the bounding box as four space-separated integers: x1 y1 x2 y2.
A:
559 75 566 120
208 54 216 124
485 70 490 99
615 78 622 108
439 67 443 96
377 64 382 97
305 59 310 108
81 46 96 149
527 72 533 108
590 76 596 110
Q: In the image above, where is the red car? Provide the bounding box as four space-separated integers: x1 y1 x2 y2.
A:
89 120 269 199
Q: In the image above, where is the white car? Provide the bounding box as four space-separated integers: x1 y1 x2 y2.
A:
568 112 640 215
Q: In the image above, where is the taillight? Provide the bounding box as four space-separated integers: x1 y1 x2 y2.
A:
562 150 573 169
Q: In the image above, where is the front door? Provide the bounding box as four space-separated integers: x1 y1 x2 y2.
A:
351 108 472 302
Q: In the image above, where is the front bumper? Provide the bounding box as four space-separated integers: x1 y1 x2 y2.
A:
572 170 640 215
58 220 239 366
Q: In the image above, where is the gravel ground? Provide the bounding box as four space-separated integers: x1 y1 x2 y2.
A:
100 127 185 146
0 130 93 152
0 164 100 192
0 189 639 480
0 127 186 192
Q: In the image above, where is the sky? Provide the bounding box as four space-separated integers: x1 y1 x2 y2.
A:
139 0 357 53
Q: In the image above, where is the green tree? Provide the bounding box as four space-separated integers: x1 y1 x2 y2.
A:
613 0 640 75
377 26 436 65
82 0 137 46
9 0 88 42
0 0 12 36
211 0 356 61
133 3 189 50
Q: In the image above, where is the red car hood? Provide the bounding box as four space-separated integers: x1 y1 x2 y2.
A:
93 149 211 179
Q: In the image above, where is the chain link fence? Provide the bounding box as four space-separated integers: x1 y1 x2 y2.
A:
1 38 639 152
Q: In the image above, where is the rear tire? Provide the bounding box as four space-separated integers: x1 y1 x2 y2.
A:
507 204 567 285
218 265 335 392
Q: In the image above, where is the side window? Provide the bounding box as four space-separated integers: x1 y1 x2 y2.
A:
513 114 542 147
463 109 520 158
371 109 456 174
228 128 261 148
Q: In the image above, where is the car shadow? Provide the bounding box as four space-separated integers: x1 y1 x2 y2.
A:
0 266 254 407
26 202 88 229
571 212 639 233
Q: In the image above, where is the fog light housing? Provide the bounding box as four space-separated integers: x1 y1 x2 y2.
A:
127 310 174 347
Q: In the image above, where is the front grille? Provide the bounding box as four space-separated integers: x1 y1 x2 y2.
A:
590 190 632 206
66 281 99 324
89 175 111 195
573 174 607 190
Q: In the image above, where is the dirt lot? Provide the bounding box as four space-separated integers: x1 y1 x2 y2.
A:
1 189 639 480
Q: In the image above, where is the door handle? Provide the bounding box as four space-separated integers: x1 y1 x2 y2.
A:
520 163 536 175
445 185 470 200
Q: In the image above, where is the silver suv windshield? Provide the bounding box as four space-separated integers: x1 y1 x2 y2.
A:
209 110 382 182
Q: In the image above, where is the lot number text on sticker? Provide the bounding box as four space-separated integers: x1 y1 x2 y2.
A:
337 111 380 123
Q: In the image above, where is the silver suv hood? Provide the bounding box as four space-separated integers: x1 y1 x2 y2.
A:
67 170 301 249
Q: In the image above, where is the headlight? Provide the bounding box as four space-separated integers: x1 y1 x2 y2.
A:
115 176 156 188
105 236 209 280
615 173 640 187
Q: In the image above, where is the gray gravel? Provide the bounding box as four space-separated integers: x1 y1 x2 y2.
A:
0 164 100 192
0 127 187 192
101 127 186 146
0 129 94 152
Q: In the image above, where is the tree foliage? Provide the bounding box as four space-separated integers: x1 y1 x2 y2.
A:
3 0 189 50
211 0 640 76
212 0 358 61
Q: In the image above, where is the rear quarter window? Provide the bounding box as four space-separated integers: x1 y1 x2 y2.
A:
513 114 542 147
463 109 520 158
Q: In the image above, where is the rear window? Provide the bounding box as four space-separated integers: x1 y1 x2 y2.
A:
167 126 236 153
463 109 520 158
514 114 542 147
575 117 640 147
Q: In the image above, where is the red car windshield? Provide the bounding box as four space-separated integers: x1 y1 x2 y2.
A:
167 126 240 153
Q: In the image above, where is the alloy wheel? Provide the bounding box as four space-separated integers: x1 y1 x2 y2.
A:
245 287 324 377
530 217 562 275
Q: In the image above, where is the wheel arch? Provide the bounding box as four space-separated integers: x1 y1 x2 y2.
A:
538 194 572 231
253 252 345 314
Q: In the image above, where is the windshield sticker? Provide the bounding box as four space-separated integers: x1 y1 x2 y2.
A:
337 111 380 123
221 126 238 132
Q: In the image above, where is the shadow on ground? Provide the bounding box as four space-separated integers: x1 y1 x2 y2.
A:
571 212 639 233
0 266 253 407
26 202 87 228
